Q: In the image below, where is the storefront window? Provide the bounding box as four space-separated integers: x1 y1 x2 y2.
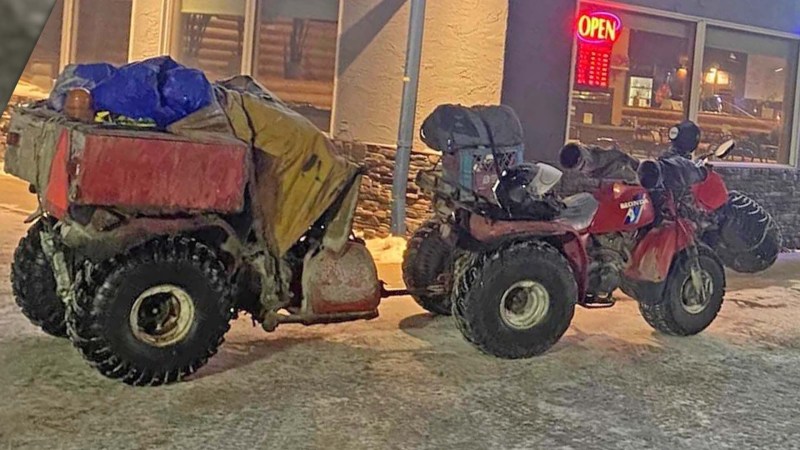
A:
253 0 339 131
74 0 132 66
18 0 64 96
570 8 694 159
173 0 246 82
697 28 798 164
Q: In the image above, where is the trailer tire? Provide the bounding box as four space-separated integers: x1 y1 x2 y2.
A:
402 219 454 316
66 236 235 386
11 219 67 338
639 246 725 336
452 240 576 359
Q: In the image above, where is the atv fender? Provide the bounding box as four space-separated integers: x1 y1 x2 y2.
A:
465 214 589 300
624 219 696 283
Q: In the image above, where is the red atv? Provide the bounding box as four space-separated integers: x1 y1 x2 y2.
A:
414 139 737 358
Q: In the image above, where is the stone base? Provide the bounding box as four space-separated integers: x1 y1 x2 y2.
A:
334 140 437 239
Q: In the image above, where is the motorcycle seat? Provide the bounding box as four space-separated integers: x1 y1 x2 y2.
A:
557 193 599 231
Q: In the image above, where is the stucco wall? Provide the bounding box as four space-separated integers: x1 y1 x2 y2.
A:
333 0 508 147
129 0 166 61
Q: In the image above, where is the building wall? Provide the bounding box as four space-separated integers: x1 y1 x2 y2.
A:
502 0 578 164
333 0 509 146
129 0 166 60
332 0 509 237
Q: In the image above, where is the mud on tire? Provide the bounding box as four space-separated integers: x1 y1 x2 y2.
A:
639 245 725 336
66 236 235 386
402 218 454 316
452 240 577 359
11 219 67 338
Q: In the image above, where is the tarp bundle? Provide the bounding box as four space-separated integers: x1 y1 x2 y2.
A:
49 57 214 128
170 76 358 256
420 104 524 152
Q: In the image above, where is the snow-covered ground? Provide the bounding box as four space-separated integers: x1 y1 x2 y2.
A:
1 178 800 449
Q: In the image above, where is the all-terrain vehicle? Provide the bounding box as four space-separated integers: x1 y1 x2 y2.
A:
406 105 738 358
6 77 411 386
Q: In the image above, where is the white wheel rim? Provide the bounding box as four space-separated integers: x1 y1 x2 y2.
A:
680 270 714 315
499 280 551 330
129 285 196 347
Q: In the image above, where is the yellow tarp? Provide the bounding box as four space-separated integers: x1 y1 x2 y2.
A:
170 77 358 257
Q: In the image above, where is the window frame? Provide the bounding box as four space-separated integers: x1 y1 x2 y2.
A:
569 0 800 168
56 0 137 71
160 0 343 134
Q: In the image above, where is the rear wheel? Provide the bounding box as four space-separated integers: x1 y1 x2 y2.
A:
452 241 577 358
639 246 725 336
11 219 67 338
66 237 235 386
402 219 454 316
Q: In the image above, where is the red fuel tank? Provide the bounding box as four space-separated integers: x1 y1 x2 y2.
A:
588 182 655 234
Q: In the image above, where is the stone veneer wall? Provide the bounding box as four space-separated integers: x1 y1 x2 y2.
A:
334 140 437 238
558 166 800 250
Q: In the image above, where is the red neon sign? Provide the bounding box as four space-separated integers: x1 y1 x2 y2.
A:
576 12 622 45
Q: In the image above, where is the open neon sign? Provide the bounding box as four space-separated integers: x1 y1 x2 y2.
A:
575 11 622 88
576 12 622 45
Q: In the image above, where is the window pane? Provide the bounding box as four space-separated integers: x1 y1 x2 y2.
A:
570 8 694 160
74 0 133 65
253 0 339 131
173 0 246 82
18 0 64 96
697 28 798 165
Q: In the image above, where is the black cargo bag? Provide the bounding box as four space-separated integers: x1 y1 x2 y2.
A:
420 104 524 153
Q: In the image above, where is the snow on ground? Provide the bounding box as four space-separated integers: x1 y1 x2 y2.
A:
1 179 800 449
366 236 407 265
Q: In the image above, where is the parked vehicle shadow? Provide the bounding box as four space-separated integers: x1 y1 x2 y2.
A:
190 334 322 380
397 312 441 330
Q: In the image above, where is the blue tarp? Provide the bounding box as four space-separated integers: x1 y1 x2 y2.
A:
49 56 214 128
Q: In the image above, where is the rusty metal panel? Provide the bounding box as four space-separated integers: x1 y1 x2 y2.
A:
71 131 249 214
302 242 381 315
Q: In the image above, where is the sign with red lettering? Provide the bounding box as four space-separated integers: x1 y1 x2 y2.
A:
575 11 622 88
576 11 622 45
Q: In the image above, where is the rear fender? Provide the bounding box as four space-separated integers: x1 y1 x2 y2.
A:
59 215 243 267
466 214 589 300
624 219 696 283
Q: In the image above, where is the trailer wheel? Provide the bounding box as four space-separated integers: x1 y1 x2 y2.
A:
66 237 235 386
639 246 725 336
11 219 67 338
402 219 454 316
452 240 576 359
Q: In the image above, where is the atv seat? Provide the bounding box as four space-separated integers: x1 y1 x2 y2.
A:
556 193 599 231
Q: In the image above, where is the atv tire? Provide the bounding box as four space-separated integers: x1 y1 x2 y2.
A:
402 219 454 316
11 219 67 338
452 240 577 359
639 245 725 336
714 191 782 274
66 237 235 386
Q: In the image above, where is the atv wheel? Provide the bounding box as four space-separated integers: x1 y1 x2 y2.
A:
11 219 67 338
452 241 577 359
402 219 454 316
639 246 725 336
713 191 782 273
66 237 235 386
